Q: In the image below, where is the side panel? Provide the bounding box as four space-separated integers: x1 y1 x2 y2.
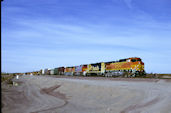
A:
44 69 48 75
82 65 88 72
58 67 65 75
40 69 45 75
101 62 105 73
50 69 54 75
65 67 75 72
89 63 101 73
47 69 51 75
130 62 144 71
64 67 75 75
54 68 58 75
105 62 131 71
75 65 83 72
87 63 105 74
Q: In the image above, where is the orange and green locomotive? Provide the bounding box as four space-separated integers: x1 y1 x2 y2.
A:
104 57 145 77
86 57 145 77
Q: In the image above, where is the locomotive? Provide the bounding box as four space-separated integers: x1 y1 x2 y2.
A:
86 57 145 77
38 57 145 77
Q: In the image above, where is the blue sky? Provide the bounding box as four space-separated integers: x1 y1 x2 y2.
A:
2 0 171 73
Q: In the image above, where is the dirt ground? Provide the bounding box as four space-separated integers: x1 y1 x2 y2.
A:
2 75 171 113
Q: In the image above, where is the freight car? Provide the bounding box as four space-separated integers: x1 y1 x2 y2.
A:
50 69 54 75
54 67 65 75
44 68 49 75
40 69 45 75
74 65 87 76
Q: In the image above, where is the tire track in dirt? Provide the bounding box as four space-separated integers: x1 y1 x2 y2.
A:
2 81 30 111
120 97 160 113
31 85 68 113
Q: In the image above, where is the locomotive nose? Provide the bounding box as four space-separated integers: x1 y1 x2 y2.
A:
141 62 144 65
140 62 144 70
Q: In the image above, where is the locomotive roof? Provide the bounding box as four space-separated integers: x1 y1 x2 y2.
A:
104 57 141 64
129 57 141 59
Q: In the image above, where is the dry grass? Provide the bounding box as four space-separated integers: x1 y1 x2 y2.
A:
146 74 171 79
1 74 15 83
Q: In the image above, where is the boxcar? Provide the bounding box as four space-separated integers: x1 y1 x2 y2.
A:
58 67 65 75
40 69 45 75
50 69 54 75
44 69 48 75
54 68 58 75
74 65 82 76
74 65 87 76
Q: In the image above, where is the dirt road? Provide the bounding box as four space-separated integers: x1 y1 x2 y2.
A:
2 75 171 113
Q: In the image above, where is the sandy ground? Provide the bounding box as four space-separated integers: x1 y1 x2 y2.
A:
2 75 171 113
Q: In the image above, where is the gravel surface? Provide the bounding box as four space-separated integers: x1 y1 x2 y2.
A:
2 75 171 113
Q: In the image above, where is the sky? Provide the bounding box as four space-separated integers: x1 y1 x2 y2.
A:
2 0 171 73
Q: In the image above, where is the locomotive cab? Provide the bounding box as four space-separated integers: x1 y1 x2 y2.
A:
131 58 141 62
127 58 142 62
128 57 145 76
130 58 144 65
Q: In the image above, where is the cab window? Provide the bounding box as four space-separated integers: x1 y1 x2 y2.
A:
137 59 141 61
131 59 136 62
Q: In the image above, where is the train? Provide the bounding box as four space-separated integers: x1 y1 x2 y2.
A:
24 57 145 77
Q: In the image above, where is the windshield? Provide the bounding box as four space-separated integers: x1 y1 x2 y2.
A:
131 59 136 62
137 59 141 61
